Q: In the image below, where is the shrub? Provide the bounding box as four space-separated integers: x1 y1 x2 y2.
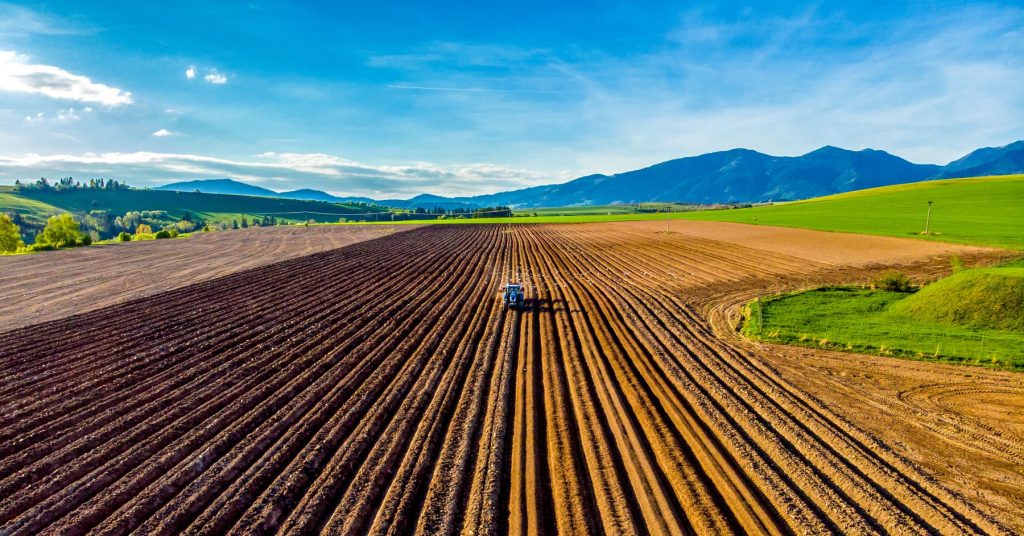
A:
81 234 93 246
136 223 153 235
154 230 172 239
118 231 132 242
36 213 84 248
874 271 914 292
0 213 23 253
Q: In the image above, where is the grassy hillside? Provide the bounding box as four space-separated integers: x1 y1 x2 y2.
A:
13 188 384 224
891 259 1024 331
744 259 1024 370
676 175 1024 249
0 192 65 221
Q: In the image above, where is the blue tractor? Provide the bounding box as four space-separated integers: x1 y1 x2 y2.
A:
503 282 525 309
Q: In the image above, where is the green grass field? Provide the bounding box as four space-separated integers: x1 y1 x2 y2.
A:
675 175 1024 250
743 259 1024 370
379 175 1024 250
0 192 65 220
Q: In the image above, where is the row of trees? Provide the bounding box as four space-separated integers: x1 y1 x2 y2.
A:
13 177 131 192
407 206 513 218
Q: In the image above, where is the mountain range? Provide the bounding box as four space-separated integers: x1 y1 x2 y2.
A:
156 140 1024 209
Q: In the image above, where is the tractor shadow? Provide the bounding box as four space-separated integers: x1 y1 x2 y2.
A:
523 297 577 314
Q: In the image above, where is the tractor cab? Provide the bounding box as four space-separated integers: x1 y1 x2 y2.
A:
503 282 525 309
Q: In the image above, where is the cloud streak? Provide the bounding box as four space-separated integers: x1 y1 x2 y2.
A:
204 70 227 84
387 84 557 94
0 151 551 198
0 2 95 36
0 50 133 106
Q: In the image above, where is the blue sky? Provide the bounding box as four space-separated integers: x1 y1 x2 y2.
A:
0 1 1022 198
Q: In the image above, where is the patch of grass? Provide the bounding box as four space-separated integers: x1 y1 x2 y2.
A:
677 174 1024 250
744 279 1024 371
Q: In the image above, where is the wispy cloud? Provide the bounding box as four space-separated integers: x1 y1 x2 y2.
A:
0 50 133 106
0 2 95 36
0 151 551 198
183 65 227 84
361 5 1024 172
23 106 93 123
152 129 174 137
204 70 227 85
387 84 556 94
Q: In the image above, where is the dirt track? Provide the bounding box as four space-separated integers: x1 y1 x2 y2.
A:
0 224 405 332
1 221 1020 534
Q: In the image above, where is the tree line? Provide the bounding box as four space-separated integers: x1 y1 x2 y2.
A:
14 177 131 191
408 206 513 218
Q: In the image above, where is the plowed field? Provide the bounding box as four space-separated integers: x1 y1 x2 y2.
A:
0 224 404 333
1 222 1019 534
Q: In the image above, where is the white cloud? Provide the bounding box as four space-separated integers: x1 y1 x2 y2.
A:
0 50 133 106
203 70 227 84
0 150 552 198
185 66 196 79
152 129 174 137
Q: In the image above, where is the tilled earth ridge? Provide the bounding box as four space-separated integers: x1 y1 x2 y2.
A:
0 221 1018 535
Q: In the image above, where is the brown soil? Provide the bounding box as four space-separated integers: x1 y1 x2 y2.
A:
0 221 1018 535
0 224 409 333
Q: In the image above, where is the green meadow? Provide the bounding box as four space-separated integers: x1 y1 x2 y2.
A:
393 175 1024 250
675 174 1024 250
743 258 1024 370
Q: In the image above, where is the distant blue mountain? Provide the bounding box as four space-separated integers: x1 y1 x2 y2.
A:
276 188 376 204
156 178 278 197
464 146 943 207
939 140 1024 179
156 140 1024 209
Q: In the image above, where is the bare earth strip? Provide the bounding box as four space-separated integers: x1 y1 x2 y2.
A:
0 225 411 333
0 221 1020 534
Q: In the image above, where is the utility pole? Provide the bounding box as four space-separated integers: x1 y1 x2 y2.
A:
924 200 933 235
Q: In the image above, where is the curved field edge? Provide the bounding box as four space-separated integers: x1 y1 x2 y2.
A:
738 257 1024 371
740 287 1024 371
